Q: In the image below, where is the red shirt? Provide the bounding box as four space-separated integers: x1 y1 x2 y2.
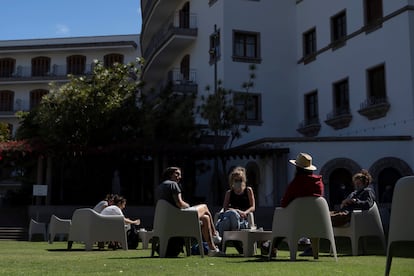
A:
280 174 324 208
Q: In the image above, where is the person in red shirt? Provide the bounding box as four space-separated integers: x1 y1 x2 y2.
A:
263 152 324 257
280 153 324 207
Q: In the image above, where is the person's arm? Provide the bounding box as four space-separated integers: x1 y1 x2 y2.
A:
223 190 231 210
174 193 190 209
124 218 140 225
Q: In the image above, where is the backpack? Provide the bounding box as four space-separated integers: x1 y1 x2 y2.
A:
126 225 139 249
166 237 185 257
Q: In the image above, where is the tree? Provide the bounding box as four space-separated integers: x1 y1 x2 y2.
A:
17 59 144 152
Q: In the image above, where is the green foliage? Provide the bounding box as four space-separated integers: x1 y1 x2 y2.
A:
0 122 10 142
15 58 199 154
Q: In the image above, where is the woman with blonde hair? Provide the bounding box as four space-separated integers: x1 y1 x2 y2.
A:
216 166 256 240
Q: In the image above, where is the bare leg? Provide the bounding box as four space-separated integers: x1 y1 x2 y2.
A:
200 214 217 251
194 204 218 235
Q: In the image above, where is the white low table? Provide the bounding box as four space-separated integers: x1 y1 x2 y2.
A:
222 229 272 257
138 230 154 249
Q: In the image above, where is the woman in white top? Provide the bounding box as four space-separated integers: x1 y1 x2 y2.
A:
101 195 140 225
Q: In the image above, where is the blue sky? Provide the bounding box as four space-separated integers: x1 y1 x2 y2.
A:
0 0 141 40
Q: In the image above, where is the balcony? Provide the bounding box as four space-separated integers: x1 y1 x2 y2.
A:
141 0 178 41
358 96 390 120
297 117 321 137
167 68 198 95
0 64 94 84
142 12 198 87
325 108 352 130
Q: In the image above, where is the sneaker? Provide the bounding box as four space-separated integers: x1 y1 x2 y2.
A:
213 234 222 245
298 237 311 245
299 246 313 257
208 248 225 257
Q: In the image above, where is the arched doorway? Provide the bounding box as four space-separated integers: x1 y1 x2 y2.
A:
319 157 361 208
328 168 353 208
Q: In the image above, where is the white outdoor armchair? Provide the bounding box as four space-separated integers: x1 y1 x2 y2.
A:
48 215 71 243
385 176 414 276
269 196 337 261
67 208 127 251
151 200 204 258
333 202 385 255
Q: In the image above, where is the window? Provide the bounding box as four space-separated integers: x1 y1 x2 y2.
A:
0 90 14 112
30 89 48 109
364 0 383 26
32 56 51 77
303 28 316 58
209 28 221 63
104 54 124 67
234 92 261 123
367 64 386 99
0 58 15 78
333 79 350 115
67 55 86 75
233 31 261 63
180 55 190 81
179 2 190 28
304 91 319 124
331 11 347 43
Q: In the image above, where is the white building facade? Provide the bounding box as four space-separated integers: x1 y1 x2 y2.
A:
140 0 414 209
0 35 140 136
0 35 140 204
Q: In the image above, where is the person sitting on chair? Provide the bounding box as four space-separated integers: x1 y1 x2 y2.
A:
156 166 223 257
216 166 256 253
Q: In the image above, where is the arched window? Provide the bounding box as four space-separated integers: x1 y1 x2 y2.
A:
0 58 15 77
179 2 190 28
32 56 51 77
104 53 124 67
0 90 14 111
30 89 48 109
67 55 86 75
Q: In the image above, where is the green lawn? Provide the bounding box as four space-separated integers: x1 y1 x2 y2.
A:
0 240 413 275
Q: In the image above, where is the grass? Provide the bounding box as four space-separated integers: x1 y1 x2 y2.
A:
0 240 413 275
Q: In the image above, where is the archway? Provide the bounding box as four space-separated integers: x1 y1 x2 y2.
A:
319 158 361 208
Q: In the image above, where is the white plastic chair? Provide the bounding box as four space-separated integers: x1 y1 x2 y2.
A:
67 208 127 251
151 200 204 258
269 196 338 261
48 215 71 243
28 219 47 241
385 176 414 276
333 202 385 255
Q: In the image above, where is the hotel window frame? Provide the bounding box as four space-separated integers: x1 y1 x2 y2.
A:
30 89 48 110
304 91 319 124
364 0 383 28
233 92 262 125
333 78 350 115
331 10 347 46
67 55 86 75
0 90 14 112
367 64 386 99
31 56 51 77
104 53 124 67
303 27 317 62
232 30 261 63
0 58 15 78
